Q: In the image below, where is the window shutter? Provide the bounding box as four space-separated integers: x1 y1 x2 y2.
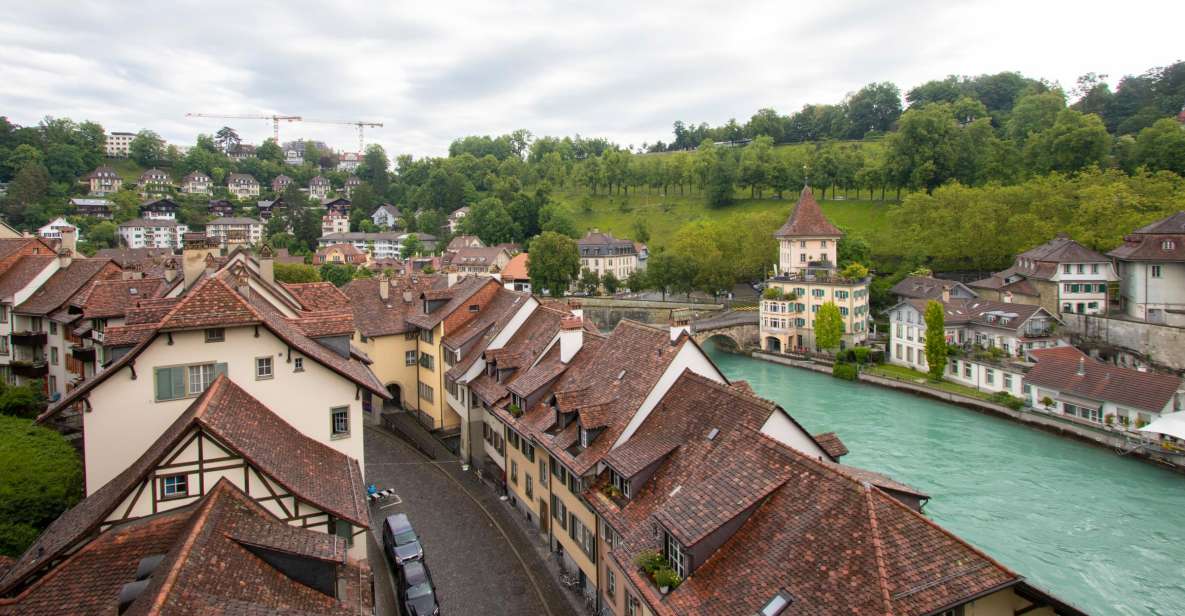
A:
155 367 173 401
214 363 228 379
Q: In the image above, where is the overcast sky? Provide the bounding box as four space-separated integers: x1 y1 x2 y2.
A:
1 1 1182 158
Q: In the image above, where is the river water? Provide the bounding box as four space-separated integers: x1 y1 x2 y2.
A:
704 343 1185 616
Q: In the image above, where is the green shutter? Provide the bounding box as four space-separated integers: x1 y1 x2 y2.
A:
155 367 172 401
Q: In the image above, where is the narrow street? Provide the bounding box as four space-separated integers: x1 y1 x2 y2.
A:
364 422 577 616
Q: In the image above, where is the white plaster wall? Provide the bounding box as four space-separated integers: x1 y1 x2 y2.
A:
82 325 367 492
760 411 827 458
612 342 725 448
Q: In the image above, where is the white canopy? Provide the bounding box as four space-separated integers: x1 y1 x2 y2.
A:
1140 412 1185 441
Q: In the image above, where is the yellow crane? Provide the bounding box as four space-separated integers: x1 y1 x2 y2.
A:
184 112 302 141
302 119 383 152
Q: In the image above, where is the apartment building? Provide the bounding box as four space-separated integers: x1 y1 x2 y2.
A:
86 165 122 195
760 186 870 353
970 234 1118 317
578 230 638 281
180 170 212 195
271 174 293 194
338 152 361 172
118 218 187 249
318 231 436 260
0 238 62 385
313 243 368 266
138 168 172 198
139 197 179 220
444 246 512 274
205 217 264 248
1108 211 1185 326
227 172 261 198
372 203 401 228
309 175 331 200
70 197 113 219
322 212 349 236
344 175 362 197
104 131 134 157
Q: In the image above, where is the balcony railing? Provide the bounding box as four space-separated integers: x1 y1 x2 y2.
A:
11 359 48 379
10 331 47 346
70 345 96 361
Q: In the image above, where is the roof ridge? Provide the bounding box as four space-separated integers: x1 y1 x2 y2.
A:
864 486 896 615
190 376 228 419
137 479 232 615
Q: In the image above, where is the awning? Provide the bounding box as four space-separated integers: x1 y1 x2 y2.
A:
1141 413 1185 441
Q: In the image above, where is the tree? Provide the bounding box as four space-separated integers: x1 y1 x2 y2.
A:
400 234 422 259
1006 91 1066 143
464 197 517 244
274 263 320 283
601 271 620 295
579 268 600 295
839 262 869 281
845 82 903 137
256 138 283 162
129 130 165 167
214 126 241 153
700 141 738 207
814 302 844 353
318 263 356 287
86 221 116 248
631 218 650 244
644 253 681 300
527 232 581 297
924 300 948 381
1024 109 1110 174
1132 118 1185 175
885 103 960 192
0 415 83 557
8 162 49 205
625 269 647 293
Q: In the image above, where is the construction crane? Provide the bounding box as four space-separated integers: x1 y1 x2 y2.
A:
184 113 302 141
302 119 383 152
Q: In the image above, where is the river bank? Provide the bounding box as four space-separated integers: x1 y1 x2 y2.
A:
750 351 1185 473
706 342 1185 616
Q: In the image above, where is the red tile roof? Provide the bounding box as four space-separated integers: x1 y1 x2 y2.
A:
774 186 842 238
405 276 497 330
813 431 849 458
283 282 351 312
341 275 439 338
75 277 167 319
0 480 368 615
1027 346 1183 413
0 256 55 299
1108 213 1185 262
7 376 369 596
501 252 529 281
16 259 120 316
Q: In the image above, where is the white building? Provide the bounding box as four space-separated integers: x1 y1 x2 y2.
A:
318 231 435 260
104 131 135 158
38 217 80 241
284 149 304 165
181 171 212 195
577 230 638 281
1108 211 1185 326
338 153 361 172
371 204 401 229
308 176 331 200
206 217 264 248
887 298 1064 396
226 173 261 199
970 234 1118 317
321 213 349 236
447 207 469 233
119 218 187 249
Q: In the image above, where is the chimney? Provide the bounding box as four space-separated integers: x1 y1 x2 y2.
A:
57 247 73 269
1077 356 1086 376
447 271 460 288
567 299 583 320
232 263 250 299
402 290 414 304
60 226 77 255
163 258 178 283
941 287 950 303
258 244 274 285
121 263 141 280
670 311 691 343
378 274 390 301
183 239 218 290
559 315 584 363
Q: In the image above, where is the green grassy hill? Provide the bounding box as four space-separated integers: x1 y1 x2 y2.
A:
556 189 900 256
106 158 148 182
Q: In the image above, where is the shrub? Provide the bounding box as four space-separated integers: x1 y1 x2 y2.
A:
852 347 870 365
869 349 885 364
989 391 1024 410
508 403 522 418
0 381 47 419
832 362 858 381
654 567 682 589
1040 395 1054 408
0 415 83 557
762 287 782 300
634 549 666 574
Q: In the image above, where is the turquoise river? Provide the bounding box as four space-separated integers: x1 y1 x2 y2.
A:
704 343 1185 616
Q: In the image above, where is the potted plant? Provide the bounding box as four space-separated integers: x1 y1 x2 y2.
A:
634 549 665 575
1040 396 1054 409
508 403 522 418
601 484 623 499
654 567 682 594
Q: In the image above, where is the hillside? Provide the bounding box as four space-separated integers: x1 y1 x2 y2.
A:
556 189 898 255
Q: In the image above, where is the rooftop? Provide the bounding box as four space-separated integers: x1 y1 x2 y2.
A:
774 186 842 238
1027 346 1183 413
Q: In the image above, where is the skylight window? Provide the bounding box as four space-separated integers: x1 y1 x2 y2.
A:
761 591 794 616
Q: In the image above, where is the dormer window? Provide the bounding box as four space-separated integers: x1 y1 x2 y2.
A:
609 468 631 499
664 530 688 578
761 591 794 616
580 425 591 448
1164 240 1176 251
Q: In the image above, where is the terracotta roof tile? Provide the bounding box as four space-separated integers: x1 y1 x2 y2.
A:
813 431 849 458
1027 346 1183 413
501 252 529 281
342 275 438 338
76 277 166 319
283 282 352 312
0 256 55 299
774 186 841 238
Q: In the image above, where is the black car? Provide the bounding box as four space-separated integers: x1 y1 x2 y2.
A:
382 513 424 566
397 559 439 616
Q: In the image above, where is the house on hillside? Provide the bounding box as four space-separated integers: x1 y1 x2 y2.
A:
272 174 294 194
970 234 1117 317
1108 211 1185 326
227 173 260 198
71 197 113 219
181 171 212 195
308 176 331 200
139 197 179 220
577 230 637 281
86 166 122 195
371 204 401 229
138 168 172 198
104 131 134 157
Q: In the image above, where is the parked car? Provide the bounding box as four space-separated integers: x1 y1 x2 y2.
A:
382 513 423 565
397 559 439 616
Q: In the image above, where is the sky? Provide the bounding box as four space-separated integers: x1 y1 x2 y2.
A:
1 0 1183 158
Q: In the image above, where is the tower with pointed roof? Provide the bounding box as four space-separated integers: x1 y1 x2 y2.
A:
760 187 870 353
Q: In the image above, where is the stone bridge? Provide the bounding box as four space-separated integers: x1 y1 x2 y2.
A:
688 310 760 351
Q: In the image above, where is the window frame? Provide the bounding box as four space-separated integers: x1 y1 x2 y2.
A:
255 356 274 380
330 406 350 438
405 350 418 366
159 473 189 500
293 357 304 372
204 328 226 343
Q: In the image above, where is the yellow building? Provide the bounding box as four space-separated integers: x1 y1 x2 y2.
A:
760 186 870 352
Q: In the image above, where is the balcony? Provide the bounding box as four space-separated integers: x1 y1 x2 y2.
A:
10 331 46 346
11 359 48 379
71 345 95 361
